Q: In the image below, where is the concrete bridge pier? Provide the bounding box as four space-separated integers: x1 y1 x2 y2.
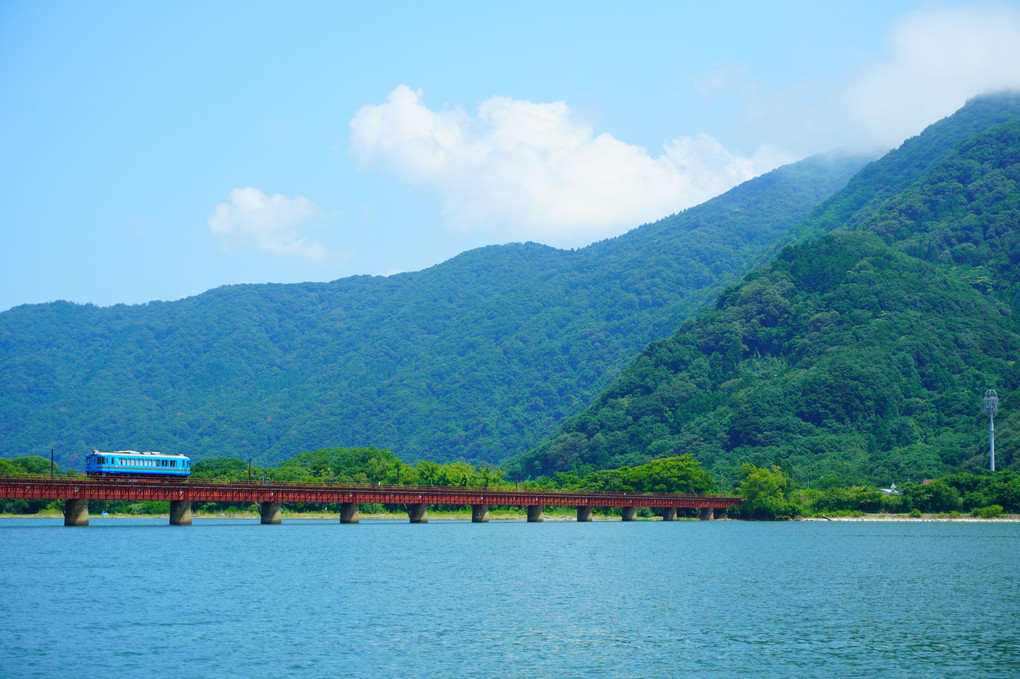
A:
576 506 593 522
260 502 283 524
408 503 428 523
662 507 677 521
340 502 360 524
64 499 89 526
621 506 638 521
526 505 544 522
471 504 489 523
700 507 715 521
169 500 192 526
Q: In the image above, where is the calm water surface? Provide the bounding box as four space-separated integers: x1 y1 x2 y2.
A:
1 518 1017 678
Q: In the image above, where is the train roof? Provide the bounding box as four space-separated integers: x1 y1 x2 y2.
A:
90 449 190 459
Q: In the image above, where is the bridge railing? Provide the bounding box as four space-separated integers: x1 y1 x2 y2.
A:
0 473 742 504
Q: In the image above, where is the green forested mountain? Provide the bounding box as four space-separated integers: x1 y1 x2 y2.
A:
0 153 863 469
515 107 1020 486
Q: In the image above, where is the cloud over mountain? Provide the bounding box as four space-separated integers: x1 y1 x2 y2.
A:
736 5 1020 156
349 85 784 245
845 5 1020 148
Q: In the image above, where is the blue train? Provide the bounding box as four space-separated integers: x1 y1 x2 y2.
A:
85 449 191 478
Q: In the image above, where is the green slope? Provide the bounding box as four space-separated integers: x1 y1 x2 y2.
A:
0 154 862 469
515 109 1020 485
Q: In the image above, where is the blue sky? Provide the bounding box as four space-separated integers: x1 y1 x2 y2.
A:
3 1 1020 311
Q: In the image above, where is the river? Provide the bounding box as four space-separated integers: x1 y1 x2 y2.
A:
1 518 1017 678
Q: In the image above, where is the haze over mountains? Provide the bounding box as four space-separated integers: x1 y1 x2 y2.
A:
3 93 1019 482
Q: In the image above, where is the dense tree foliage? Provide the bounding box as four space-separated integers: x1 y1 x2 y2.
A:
187 447 714 498
804 471 1020 516
0 156 863 470
0 455 73 513
732 464 799 520
515 106 1020 487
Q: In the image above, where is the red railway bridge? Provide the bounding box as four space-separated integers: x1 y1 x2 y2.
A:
0 474 742 526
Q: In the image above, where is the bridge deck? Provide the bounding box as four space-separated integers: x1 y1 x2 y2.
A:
0 475 741 509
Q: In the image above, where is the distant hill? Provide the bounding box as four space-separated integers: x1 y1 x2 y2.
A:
0 153 864 469
513 96 1020 486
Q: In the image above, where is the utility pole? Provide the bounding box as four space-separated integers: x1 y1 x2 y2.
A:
984 390 998 472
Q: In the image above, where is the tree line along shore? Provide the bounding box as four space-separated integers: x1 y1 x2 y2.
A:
3 447 1017 521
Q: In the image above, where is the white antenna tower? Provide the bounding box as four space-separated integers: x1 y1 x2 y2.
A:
984 389 998 472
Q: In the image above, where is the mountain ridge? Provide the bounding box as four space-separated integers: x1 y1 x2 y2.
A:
0 153 864 469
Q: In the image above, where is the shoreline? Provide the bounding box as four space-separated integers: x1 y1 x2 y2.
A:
800 513 1020 522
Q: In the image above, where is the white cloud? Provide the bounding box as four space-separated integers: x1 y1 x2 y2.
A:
350 85 785 245
844 5 1020 149
738 5 1020 156
208 187 326 260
